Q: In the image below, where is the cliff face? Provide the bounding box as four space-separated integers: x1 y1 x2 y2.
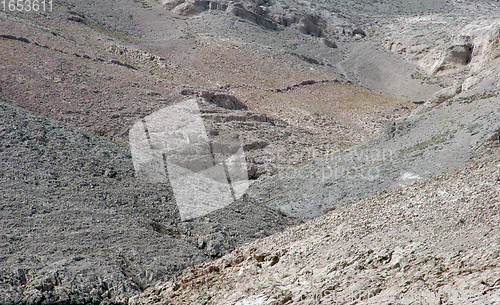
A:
1 0 500 304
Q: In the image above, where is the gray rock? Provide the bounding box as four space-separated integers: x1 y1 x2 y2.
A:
243 141 268 151
180 88 248 110
322 38 338 48
173 2 206 16
0 101 300 304
161 0 365 40
413 84 463 114
205 233 226 257
296 16 322 36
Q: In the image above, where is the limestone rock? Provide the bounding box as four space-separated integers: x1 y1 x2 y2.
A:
430 39 473 75
161 0 364 41
322 38 337 48
467 20 500 73
430 84 462 104
413 84 462 115
296 16 322 36
180 88 248 110
163 0 184 10
172 1 206 16
384 16 500 90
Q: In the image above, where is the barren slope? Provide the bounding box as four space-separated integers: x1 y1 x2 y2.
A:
0 1 414 175
132 1 500 304
134 141 500 305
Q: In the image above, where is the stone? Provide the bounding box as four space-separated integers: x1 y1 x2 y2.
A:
205 233 226 257
162 0 185 10
296 16 322 36
322 38 338 48
413 84 462 114
172 1 207 16
180 88 248 110
243 141 268 151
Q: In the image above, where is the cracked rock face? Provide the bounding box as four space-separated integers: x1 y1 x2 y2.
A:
384 16 500 85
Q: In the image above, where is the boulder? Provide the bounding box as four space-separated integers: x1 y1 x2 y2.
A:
430 37 473 75
180 88 248 110
162 0 185 10
172 0 209 16
322 38 337 48
413 84 462 114
296 16 322 36
469 20 500 73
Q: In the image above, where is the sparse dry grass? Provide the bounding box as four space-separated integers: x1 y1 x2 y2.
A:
231 82 414 143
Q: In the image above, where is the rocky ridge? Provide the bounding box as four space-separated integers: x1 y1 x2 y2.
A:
162 0 366 42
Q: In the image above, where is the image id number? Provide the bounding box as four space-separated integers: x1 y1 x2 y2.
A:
1 0 53 12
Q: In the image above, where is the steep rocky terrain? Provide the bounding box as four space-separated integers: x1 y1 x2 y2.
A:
1 0 500 304
134 141 500 305
0 2 411 177
0 99 310 303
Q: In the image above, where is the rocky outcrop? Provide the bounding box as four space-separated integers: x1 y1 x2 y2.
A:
412 84 462 115
384 16 500 90
322 37 337 48
172 0 207 16
295 15 322 36
180 88 248 110
430 37 473 75
161 0 366 41
466 20 500 73
383 17 472 76
462 19 500 91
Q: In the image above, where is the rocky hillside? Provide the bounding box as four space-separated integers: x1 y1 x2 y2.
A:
0 0 412 178
1 0 500 304
134 140 500 305
133 0 500 304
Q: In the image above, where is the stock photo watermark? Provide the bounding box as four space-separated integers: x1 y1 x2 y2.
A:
129 99 250 221
128 99 396 220
319 148 394 183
